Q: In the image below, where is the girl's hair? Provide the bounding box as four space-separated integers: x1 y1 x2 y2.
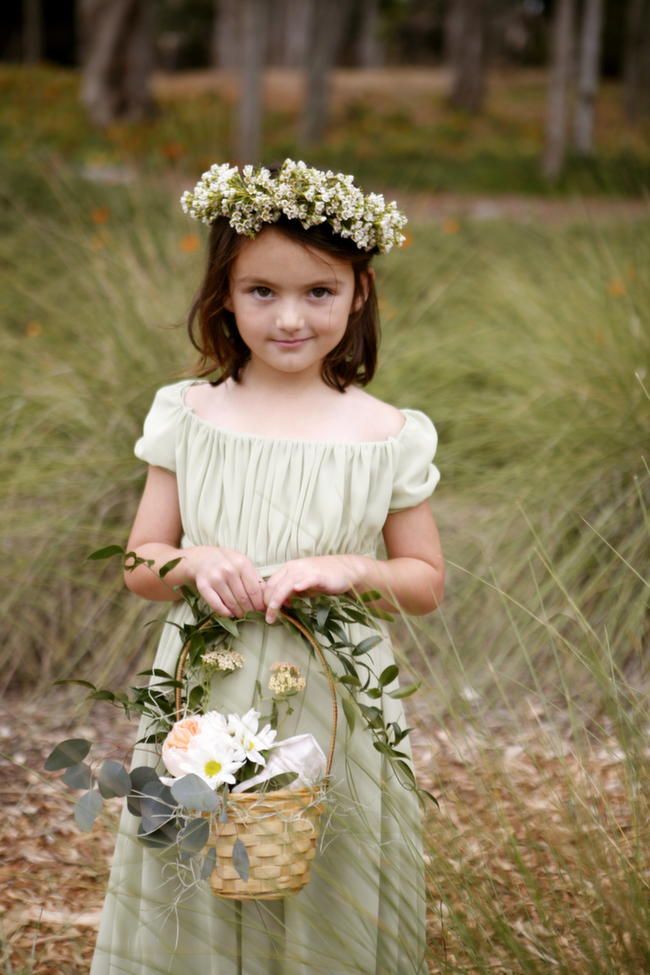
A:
187 216 380 392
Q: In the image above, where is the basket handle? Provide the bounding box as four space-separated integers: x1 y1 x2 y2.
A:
174 610 338 778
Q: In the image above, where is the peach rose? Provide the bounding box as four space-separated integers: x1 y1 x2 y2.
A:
162 717 202 777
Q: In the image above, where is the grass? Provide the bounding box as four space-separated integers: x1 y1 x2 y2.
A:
1 67 648 972
1 158 648 697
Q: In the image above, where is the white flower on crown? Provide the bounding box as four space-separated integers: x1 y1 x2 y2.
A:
180 158 408 253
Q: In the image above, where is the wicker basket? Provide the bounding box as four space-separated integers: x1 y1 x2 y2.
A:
174 612 337 900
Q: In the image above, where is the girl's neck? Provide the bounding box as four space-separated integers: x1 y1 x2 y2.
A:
238 360 336 400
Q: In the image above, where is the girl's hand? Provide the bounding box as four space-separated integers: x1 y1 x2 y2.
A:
185 546 267 618
263 555 362 624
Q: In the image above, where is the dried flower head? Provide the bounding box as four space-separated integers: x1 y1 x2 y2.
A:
201 647 245 674
180 159 408 254
269 661 306 696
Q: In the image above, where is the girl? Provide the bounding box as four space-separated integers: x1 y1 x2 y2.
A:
91 159 444 975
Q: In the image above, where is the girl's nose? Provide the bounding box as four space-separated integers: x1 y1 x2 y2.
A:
275 301 304 331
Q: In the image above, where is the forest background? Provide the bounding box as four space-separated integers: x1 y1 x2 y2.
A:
1 1 649 973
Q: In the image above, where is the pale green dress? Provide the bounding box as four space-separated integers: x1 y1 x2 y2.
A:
90 379 439 975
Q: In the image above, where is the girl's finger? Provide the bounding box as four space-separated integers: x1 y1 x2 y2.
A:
203 574 246 617
196 581 233 618
242 569 266 613
264 575 302 623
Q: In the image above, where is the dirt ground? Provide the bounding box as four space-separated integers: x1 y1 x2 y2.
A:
1 690 640 975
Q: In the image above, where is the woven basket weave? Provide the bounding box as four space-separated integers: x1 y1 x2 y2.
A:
174 611 337 900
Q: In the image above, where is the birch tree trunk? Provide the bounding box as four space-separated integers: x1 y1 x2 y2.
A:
238 0 266 164
358 0 383 68
79 0 156 126
301 0 351 146
542 0 575 180
23 0 43 63
623 0 650 122
446 0 487 114
283 0 313 67
573 0 604 153
212 0 240 70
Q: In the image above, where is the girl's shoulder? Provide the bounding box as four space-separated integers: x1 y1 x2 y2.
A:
341 386 414 442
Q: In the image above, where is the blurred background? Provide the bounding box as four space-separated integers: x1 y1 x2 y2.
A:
1 3 649 973
1 0 650 189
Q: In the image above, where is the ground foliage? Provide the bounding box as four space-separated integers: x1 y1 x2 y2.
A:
1 65 649 196
1 694 647 974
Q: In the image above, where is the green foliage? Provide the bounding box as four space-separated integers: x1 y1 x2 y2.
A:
0 65 648 199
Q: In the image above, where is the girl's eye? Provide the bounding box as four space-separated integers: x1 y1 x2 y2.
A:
311 287 332 298
252 286 272 298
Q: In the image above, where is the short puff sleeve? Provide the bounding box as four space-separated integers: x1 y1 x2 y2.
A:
133 382 185 472
389 409 440 512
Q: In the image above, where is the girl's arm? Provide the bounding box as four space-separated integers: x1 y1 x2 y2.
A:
263 500 444 623
124 465 266 616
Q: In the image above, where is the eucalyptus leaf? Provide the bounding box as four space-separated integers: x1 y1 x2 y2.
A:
338 674 361 688
127 795 142 817
218 617 240 637
315 605 330 628
359 705 383 729
232 838 249 881
255 771 299 793
53 678 96 689
63 762 93 790
97 760 131 798
395 760 418 790
89 690 116 702
178 817 210 853
159 557 182 578
74 790 103 831
200 846 217 880
87 544 124 560
45 738 91 771
360 590 382 603
130 766 161 791
139 780 176 833
137 819 179 849
171 774 220 813
341 695 357 733
378 665 399 688
388 681 422 699
352 635 382 656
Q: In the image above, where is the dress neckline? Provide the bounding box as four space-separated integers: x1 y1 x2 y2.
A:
178 379 409 448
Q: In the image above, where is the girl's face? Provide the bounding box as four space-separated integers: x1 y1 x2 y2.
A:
226 228 366 382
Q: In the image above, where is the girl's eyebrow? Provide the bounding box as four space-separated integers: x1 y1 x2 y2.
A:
235 275 339 287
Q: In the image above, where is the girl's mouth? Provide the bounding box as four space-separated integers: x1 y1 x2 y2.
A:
272 338 310 348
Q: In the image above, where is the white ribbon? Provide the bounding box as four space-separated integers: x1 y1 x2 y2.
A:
231 733 326 793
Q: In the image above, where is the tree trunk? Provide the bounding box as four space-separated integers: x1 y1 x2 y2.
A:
301 0 351 146
238 0 265 164
542 0 575 180
212 0 241 70
573 0 604 153
623 0 650 122
446 0 487 114
79 0 156 127
357 0 383 68
23 0 43 63
283 0 313 67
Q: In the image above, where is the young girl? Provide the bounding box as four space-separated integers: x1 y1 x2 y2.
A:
91 159 444 975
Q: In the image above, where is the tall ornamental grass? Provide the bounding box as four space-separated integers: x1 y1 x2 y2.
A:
1 162 647 705
1 162 648 975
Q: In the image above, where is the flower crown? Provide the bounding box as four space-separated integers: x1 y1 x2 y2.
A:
180 158 408 254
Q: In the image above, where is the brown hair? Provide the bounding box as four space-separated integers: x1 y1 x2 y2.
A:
187 216 380 392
